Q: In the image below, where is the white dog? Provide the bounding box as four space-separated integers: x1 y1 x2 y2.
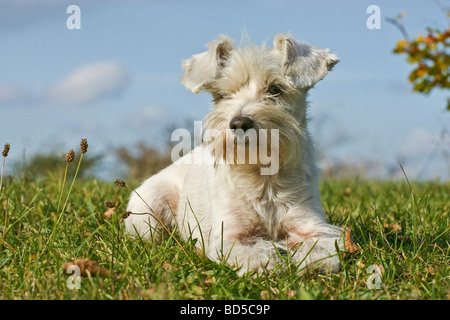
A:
125 33 344 275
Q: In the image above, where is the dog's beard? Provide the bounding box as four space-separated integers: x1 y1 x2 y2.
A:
223 128 261 166
202 124 296 176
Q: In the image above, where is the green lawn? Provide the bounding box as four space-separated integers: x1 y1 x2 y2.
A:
0 175 448 300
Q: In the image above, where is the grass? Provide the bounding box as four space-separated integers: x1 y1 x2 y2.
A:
0 161 449 299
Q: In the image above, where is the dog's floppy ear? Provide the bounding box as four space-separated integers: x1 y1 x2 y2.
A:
181 35 235 93
274 33 339 89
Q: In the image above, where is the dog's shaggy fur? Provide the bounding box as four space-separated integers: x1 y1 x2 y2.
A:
125 33 344 275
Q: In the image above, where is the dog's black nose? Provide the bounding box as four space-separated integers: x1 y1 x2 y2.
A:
229 116 254 132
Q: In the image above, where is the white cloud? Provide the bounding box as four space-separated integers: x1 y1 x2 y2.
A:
46 61 130 105
127 104 169 129
400 128 437 158
395 127 450 180
0 84 33 106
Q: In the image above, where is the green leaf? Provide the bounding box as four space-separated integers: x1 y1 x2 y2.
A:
413 80 427 92
409 70 419 82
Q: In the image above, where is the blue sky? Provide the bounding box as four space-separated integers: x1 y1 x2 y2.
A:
1 0 449 180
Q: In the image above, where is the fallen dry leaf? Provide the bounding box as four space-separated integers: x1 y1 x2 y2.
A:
376 264 385 273
204 277 216 287
287 289 296 299
62 258 109 277
103 201 121 219
344 187 352 195
162 261 179 271
384 223 402 232
260 290 270 300
343 226 359 256
142 288 157 300
425 266 435 275
103 207 115 219
356 259 365 268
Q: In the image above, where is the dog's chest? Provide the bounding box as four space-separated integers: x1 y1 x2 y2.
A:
225 170 294 241
244 185 289 240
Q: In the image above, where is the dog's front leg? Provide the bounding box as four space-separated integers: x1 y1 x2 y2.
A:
284 208 344 273
205 204 280 275
208 231 280 276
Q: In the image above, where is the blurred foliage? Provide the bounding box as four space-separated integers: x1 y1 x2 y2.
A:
13 152 102 182
391 16 449 110
115 142 172 182
115 118 195 182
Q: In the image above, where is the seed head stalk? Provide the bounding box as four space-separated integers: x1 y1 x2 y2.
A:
45 139 88 253
56 149 75 215
0 157 5 193
58 139 87 221
0 143 10 193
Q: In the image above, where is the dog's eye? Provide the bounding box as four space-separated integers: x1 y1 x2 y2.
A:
267 85 283 97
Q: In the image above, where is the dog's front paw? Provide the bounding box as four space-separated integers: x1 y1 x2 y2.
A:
289 238 342 274
234 255 278 276
213 240 280 276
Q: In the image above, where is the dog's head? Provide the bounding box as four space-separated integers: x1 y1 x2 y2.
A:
181 33 338 173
